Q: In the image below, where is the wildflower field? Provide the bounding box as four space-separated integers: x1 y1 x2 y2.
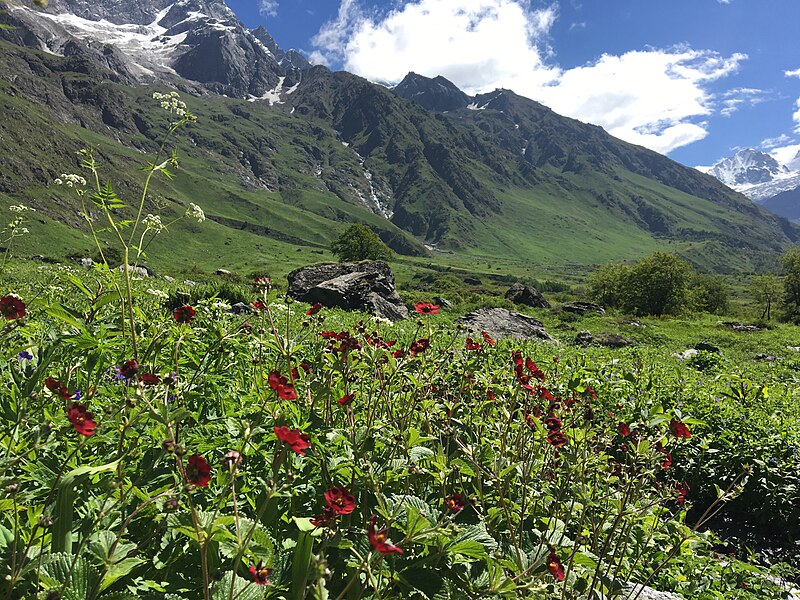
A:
1 93 799 600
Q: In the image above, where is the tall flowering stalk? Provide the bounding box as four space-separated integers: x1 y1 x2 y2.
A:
55 92 203 359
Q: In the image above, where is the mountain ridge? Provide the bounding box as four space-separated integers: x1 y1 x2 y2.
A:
0 1 797 274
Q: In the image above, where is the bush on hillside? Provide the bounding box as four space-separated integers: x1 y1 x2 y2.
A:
331 224 393 262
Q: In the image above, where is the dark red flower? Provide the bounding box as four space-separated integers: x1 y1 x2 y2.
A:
173 305 196 324
368 516 403 555
274 426 311 456
120 359 139 380
139 373 160 385
481 331 495 347
547 430 568 447
185 454 212 487
543 416 562 431
306 302 323 316
444 493 465 511
66 402 96 436
251 300 267 311
311 508 337 528
669 419 691 439
675 481 690 504
0 294 26 320
249 561 272 586
392 348 407 359
410 338 430 355
267 370 298 401
547 551 565 581
325 487 356 515
338 393 355 406
655 441 672 469
45 377 72 401
618 422 631 437
414 302 440 315
465 338 481 351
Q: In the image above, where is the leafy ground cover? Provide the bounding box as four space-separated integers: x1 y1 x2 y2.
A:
1 262 799 599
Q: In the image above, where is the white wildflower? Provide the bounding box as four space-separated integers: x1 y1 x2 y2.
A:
185 203 205 223
55 174 86 188
142 213 165 233
9 204 35 213
147 288 169 300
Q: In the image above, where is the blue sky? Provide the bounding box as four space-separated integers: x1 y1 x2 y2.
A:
226 0 800 168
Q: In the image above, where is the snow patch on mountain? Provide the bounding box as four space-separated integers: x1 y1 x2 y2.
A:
703 148 800 203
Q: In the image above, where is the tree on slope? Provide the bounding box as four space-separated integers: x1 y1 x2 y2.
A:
331 224 392 262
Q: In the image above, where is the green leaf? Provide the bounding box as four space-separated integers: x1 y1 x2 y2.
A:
291 531 314 600
40 553 102 600
211 571 265 600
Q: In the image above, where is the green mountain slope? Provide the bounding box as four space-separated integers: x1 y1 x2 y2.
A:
0 40 796 275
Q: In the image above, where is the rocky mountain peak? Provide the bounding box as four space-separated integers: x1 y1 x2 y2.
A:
707 148 787 188
392 72 470 112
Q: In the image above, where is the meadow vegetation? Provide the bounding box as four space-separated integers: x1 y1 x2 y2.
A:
1 93 799 600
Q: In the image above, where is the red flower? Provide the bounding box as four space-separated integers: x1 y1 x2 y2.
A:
465 338 481 351
547 430 568 447
0 294 26 320
306 302 323 315
267 370 298 401
444 493 465 511
252 276 271 291
249 561 272 586
618 422 631 437
675 481 690 504
274 426 311 456
410 338 430 355
45 377 72 401
414 302 440 315
139 373 160 385
325 487 356 515
185 454 211 487
669 419 691 439
120 359 139 380
310 509 336 528
655 442 672 469
66 402 96 436
338 393 355 406
173 305 196 324
368 516 403 555
543 416 562 431
481 331 495 347
547 551 565 581
251 300 267 311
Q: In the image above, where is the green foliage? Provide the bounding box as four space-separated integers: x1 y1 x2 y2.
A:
590 252 697 315
688 273 730 314
330 223 393 262
750 273 782 321
781 246 800 322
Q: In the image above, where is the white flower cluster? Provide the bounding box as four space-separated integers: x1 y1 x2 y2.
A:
9 204 36 213
54 174 87 187
153 91 190 118
147 288 169 300
185 203 205 223
142 213 165 233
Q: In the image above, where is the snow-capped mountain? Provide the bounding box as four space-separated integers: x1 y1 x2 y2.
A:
703 148 800 204
1 0 310 99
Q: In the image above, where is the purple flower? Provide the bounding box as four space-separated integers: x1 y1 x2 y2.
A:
17 351 33 362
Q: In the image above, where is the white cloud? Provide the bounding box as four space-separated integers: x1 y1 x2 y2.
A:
793 97 800 133
259 1 278 17
770 143 800 165
312 0 746 154
718 0 732 4
718 87 768 117
761 133 793 149
785 67 800 78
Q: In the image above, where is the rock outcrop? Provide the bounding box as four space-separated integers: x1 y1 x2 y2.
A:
457 308 554 342
287 261 408 322
505 283 550 308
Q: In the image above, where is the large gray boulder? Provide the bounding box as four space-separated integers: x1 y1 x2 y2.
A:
287 261 408 322
505 283 550 308
457 308 554 342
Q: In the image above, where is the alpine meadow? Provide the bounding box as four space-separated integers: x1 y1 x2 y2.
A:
1 1 799 599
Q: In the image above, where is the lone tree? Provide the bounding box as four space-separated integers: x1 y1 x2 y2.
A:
331 224 392 262
781 246 800 321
